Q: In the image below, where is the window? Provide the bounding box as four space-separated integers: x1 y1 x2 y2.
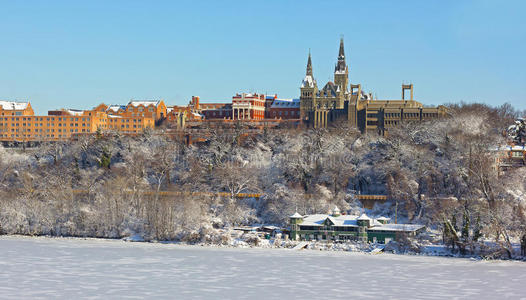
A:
512 151 523 158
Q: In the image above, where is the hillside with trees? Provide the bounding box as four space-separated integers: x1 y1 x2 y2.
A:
0 103 525 258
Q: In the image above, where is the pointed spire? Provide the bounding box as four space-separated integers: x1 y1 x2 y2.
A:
338 37 345 59
335 37 347 72
306 50 313 76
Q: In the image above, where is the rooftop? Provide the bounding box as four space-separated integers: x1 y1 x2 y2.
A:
0 101 29 110
128 100 161 107
298 213 425 232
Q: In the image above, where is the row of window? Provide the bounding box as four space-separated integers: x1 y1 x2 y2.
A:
271 111 300 117
404 113 420 118
108 124 142 129
126 107 155 112
384 120 399 126
384 113 401 118
422 113 439 118
1 117 91 122
108 118 143 123
1 128 91 133
298 226 358 232
1 134 75 138
0 112 23 116
0 123 90 127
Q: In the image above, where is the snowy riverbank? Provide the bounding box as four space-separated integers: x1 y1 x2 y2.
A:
0 235 525 299
8 228 521 261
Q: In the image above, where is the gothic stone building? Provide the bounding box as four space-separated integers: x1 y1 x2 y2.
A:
299 38 448 134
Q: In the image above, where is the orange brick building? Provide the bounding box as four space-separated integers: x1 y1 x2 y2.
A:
0 100 156 143
94 100 167 122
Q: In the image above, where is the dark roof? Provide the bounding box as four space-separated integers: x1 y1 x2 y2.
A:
318 82 338 97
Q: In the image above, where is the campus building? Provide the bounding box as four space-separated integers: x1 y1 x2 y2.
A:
299 38 448 133
0 38 450 142
289 207 425 243
194 93 300 122
93 100 167 123
0 100 156 143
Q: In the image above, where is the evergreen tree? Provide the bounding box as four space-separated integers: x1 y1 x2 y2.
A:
462 209 470 240
473 215 482 242
452 214 459 232
98 146 112 169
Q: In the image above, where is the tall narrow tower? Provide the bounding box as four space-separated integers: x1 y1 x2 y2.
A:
300 52 317 120
334 37 349 96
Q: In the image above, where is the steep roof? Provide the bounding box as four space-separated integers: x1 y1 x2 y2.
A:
107 105 126 113
302 75 316 88
290 212 303 218
301 52 317 89
335 37 347 73
357 213 371 221
319 82 338 97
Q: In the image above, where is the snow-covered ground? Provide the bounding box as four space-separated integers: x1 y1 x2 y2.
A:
0 236 524 299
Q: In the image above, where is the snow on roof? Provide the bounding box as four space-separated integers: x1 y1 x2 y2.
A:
270 98 300 108
496 145 526 151
290 212 303 218
0 101 29 110
107 105 126 112
301 75 316 88
377 216 390 221
357 213 371 221
299 213 424 232
65 109 84 116
368 224 425 232
300 214 358 227
128 100 161 107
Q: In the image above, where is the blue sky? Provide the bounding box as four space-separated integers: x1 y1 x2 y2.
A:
0 0 525 114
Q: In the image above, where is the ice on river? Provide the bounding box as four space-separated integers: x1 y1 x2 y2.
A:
0 236 524 299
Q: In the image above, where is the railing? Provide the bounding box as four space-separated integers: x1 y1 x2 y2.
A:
71 189 262 199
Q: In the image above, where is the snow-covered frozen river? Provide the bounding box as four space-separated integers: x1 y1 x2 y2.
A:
0 236 524 299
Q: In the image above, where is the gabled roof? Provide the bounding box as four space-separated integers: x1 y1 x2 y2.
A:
318 82 338 97
357 213 371 221
128 100 161 107
297 213 424 232
290 212 303 218
324 216 336 225
301 75 316 88
107 105 126 113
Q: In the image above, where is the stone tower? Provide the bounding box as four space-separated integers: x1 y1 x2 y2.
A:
334 38 349 98
300 52 318 120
